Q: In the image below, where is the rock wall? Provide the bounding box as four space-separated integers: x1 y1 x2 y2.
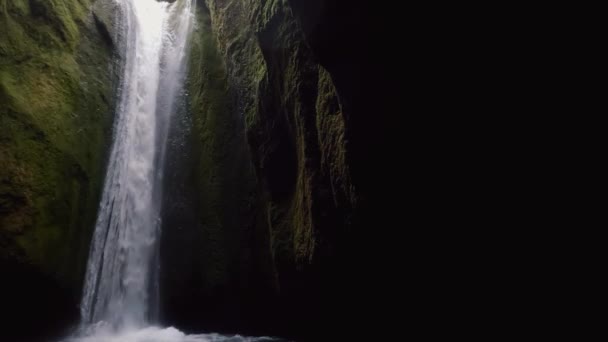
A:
169 0 385 339
159 2 276 333
0 0 117 339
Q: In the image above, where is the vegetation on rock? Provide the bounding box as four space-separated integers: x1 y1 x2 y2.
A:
160 0 360 338
0 0 116 338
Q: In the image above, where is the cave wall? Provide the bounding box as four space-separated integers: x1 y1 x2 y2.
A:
177 0 378 339
159 2 277 333
0 0 117 339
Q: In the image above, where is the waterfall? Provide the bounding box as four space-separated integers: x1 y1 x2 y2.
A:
80 0 195 330
65 1 279 340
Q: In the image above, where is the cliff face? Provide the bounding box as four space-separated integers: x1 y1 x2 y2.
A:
0 0 117 339
159 3 276 332
167 0 382 339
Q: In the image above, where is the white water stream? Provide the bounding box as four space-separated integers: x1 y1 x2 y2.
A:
65 1 279 341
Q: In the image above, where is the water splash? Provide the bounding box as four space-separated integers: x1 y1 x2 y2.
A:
63 324 280 342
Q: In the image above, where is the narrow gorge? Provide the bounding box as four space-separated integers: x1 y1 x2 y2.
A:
1 0 386 341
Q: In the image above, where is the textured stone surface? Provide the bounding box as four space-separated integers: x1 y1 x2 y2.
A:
163 0 366 339
159 2 276 333
0 0 117 339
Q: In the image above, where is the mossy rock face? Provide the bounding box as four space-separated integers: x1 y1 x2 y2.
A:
92 0 120 49
160 2 277 333
199 0 386 339
168 0 357 338
0 0 116 338
204 0 355 279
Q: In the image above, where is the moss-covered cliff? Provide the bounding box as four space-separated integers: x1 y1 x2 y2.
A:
167 0 383 339
160 2 277 333
0 0 117 339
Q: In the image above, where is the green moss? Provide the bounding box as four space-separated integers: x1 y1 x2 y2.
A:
186 2 266 292
316 67 355 208
0 0 114 290
188 3 234 289
202 0 357 278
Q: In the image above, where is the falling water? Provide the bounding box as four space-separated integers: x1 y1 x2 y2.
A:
66 0 282 342
79 0 185 329
64 1 279 341
78 0 181 332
